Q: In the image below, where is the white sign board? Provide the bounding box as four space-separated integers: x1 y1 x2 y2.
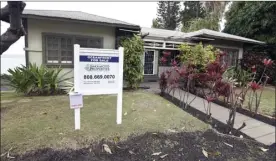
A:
73 44 124 129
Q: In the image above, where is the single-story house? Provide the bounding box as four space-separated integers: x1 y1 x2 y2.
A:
21 9 265 82
141 27 265 81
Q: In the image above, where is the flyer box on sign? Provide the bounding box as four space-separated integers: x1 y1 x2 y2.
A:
69 93 83 109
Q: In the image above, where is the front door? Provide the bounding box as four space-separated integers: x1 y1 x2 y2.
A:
144 50 155 75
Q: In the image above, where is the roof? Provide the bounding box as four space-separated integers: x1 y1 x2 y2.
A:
22 9 140 30
141 27 265 45
141 27 185 38
183 29 265 45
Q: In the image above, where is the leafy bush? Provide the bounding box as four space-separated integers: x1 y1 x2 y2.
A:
120 35 144 89
223 66 252 87
178 43 217 72
7 63 72 96
241 51 276 84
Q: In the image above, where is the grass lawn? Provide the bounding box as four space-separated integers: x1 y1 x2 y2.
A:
243 87 275 117
217 87 275 117
1 90 209 154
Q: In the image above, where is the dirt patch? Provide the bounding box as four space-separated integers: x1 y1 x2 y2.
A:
3 129 274 161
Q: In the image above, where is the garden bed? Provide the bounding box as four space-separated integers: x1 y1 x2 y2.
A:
161 93 253 140
188 88 276 126
3 129 275 161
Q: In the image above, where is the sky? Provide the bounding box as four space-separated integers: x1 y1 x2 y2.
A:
0 2 230 56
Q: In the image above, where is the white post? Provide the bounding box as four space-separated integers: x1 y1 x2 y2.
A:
74 44 81 130
117 47 124 124
75 108 80 129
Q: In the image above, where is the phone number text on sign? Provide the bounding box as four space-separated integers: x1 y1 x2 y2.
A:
83 75 115 79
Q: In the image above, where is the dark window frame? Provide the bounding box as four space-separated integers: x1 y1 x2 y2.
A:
42 32 104 68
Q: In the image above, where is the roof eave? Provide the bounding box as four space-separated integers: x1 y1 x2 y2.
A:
22 14 141 30
186 33 265 45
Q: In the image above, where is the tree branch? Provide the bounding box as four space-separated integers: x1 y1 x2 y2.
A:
0 1 26 55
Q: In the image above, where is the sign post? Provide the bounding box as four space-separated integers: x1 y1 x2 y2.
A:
116 47 124 124
69 92 83 130
72 44 124 129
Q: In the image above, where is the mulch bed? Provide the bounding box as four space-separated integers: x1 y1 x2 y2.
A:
3 129 275 161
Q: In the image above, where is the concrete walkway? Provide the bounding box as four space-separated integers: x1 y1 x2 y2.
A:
141 82 275 145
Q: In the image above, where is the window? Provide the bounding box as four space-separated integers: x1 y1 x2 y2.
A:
217 48 239 67
43 34 103 66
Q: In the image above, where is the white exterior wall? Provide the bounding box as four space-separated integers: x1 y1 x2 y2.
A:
26 18 116 80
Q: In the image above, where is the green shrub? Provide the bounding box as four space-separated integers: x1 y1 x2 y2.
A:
223 66 252 87
7 63 72 96
120 35 144 89
178 43 217 72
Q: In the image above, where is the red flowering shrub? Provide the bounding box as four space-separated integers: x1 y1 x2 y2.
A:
214 80 231 97
249 81 262 92
160 57 167 65
241 51 276 84
163 51 171 57
159 72 167 96
263 58 273 67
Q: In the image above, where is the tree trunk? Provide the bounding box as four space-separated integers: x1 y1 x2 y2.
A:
0 1 26 55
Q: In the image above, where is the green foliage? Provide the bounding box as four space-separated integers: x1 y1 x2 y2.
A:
155 1 181 30
224 2 276 44
181 2 228 32
182 14 220 32
120 35 144 89
224 2 276 62
178 43 217 71
7 63 72 95
181 1 206 32
223 66 252 87
181 1 206 27
151 18 161 28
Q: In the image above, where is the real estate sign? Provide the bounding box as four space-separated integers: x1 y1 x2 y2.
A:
72 44 124 129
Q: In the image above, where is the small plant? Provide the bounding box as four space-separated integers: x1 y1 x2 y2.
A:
120 35 144 89
7 63 72 96
223 66 252 87
247 58 274 114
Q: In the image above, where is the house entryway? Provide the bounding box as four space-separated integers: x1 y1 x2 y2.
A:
143 50 156 75
143 49 159 82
